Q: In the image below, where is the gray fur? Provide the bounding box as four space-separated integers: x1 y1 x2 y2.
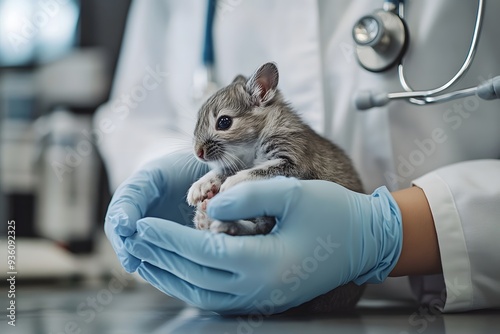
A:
187 62 365 313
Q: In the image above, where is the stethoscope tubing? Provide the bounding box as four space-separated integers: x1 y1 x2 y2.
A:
397 0 485 104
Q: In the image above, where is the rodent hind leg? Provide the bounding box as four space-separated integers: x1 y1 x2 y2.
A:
253 216 276 235
193 201 213 230
194 201 256 235
194 198 276 235
209 220 258 235
210 216 276 235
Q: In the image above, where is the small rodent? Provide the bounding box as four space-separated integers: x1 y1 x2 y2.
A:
187 62 365 313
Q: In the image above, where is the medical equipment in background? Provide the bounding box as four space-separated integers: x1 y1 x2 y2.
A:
35 109 100 247
353 0 500 110
0 0 133 282
192 0 219 103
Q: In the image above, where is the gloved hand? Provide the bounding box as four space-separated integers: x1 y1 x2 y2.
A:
104 151 209 272
123 177 403 315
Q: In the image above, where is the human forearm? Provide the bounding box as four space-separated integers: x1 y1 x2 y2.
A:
389 186 442 277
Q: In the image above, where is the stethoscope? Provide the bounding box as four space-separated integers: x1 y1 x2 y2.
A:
193 0 500 109
353 0 500 110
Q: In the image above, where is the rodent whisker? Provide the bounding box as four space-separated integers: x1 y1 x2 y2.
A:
170 151 197 172
215 151 233 174
156 133 193 153
222 149 245 174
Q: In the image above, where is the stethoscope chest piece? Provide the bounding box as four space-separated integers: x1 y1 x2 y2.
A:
353 9 408 72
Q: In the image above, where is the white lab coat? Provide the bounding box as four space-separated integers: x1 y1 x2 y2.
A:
94 0 500 312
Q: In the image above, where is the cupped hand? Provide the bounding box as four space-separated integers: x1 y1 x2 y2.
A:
123 177 403 314
104 151 208 272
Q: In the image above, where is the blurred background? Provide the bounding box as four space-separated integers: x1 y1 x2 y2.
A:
0 0 132 282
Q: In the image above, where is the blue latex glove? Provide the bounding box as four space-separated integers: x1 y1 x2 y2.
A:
123 177 403 315
104 152 209 272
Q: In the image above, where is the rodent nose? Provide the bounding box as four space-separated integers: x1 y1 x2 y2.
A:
196 148 205 160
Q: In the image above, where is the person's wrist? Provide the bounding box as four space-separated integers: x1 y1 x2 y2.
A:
388 186 441 277
353 186 403 285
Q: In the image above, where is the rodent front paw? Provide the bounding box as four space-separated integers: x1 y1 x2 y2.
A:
187 173 222 206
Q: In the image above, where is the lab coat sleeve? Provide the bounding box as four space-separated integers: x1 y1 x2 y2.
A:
411 160 500 312
93 1 184 191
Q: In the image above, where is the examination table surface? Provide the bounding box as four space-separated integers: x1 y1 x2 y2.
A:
1 282 499 334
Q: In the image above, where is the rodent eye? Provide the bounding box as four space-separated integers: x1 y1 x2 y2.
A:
216 115 232 131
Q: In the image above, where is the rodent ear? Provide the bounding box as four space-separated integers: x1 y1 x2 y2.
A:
246 62 279 105
232 75 247 84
